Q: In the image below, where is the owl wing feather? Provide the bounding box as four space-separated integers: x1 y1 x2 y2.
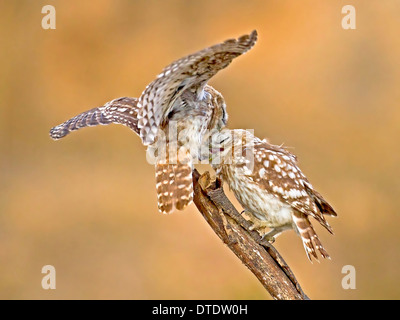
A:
137 30 258 145
240 135 335 233
49 97 139 140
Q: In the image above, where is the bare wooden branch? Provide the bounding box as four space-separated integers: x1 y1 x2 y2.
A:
192 169 309 300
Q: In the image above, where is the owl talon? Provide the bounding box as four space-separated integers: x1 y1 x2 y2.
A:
247 217 269 232
261 233 276 244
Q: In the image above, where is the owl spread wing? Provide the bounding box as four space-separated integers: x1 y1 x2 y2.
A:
137 30 258 145
49 97 140 140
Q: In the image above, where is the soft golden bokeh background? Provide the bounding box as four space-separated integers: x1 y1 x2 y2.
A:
1 0 399 299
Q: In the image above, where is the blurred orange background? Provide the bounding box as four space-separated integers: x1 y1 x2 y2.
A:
1 0 399 299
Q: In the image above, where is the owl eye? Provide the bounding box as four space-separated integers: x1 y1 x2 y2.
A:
218 136 230 145
167 109 177 119
176 84 185 93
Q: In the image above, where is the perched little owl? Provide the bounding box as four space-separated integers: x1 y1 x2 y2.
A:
208 129 337 261
50 31 258 214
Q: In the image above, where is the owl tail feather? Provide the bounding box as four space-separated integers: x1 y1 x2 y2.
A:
155 151 193 214
292 211 330 261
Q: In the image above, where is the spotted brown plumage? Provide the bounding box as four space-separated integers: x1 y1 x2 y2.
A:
139 31 257 213
50 31 258 214
49 97 140 140
209 129 337 261
137 30 258 146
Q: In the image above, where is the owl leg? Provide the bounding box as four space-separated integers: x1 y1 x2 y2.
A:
245 213 273 240
261 225 292 242
247 216 270 231
245 213 291 242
